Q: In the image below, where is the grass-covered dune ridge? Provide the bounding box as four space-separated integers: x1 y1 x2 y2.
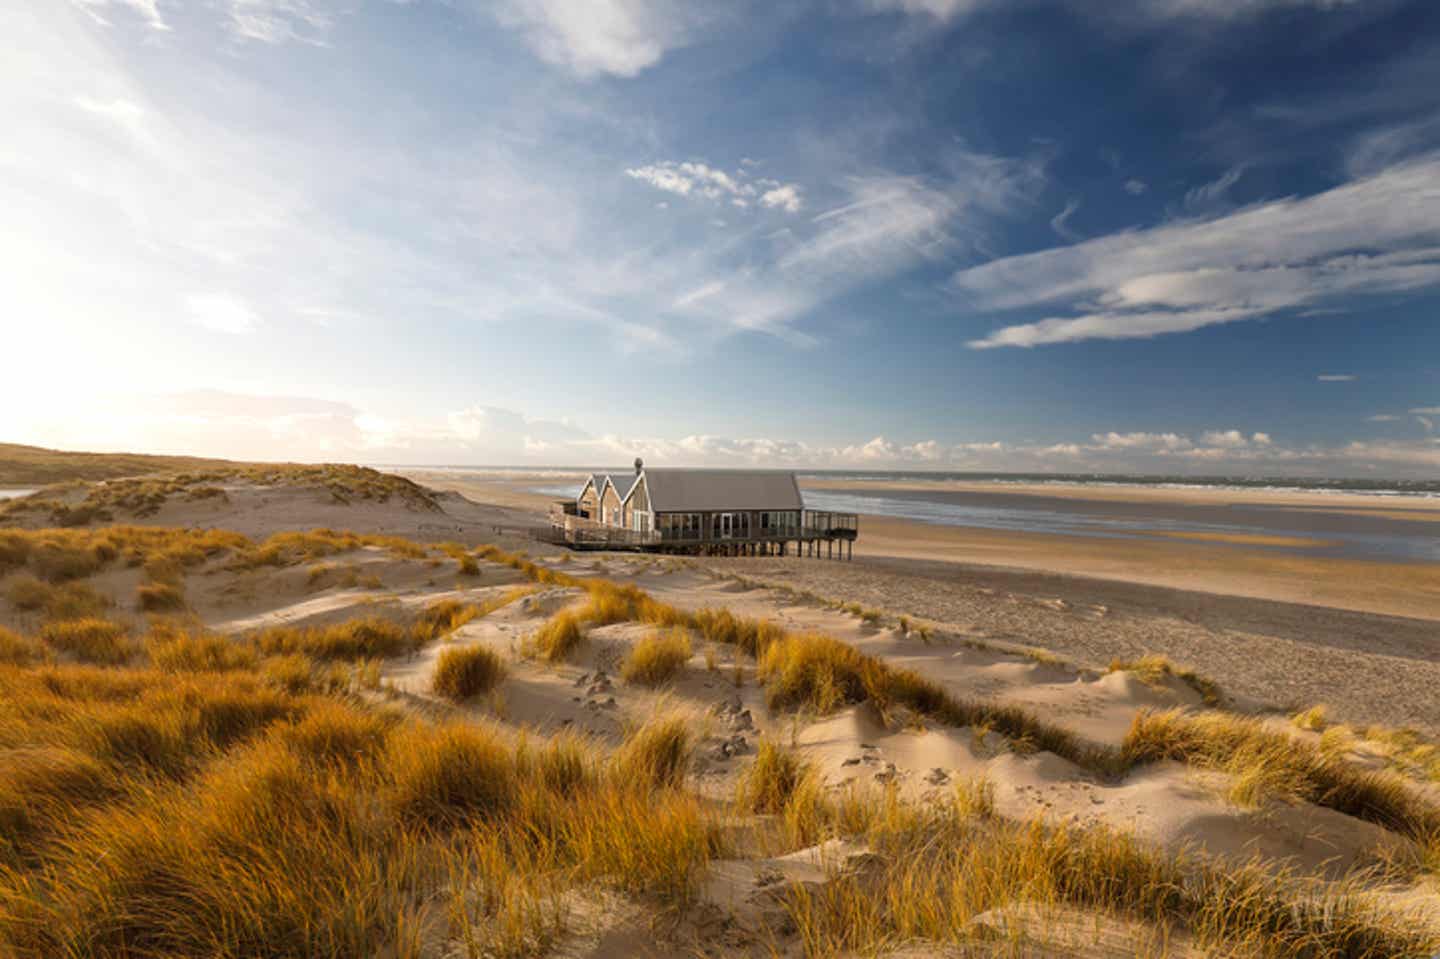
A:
1 461 440 527
0 523 1437 956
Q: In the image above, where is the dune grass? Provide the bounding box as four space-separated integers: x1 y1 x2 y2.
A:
1123 708 1440 841
780 784 1438 959
432 644 507 701
522 610 586 663
612 714 692 791
0 663 719 958
0 626 42 666
38 618 137 665
252 616 419 661
621 628 692 686
737 738 813 814
145 625 258 673
4 575 112 620
0 532 1436 957
136 581 186 612
411 597 480 642
1109 654 1223 706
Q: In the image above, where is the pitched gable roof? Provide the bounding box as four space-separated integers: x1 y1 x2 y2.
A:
600 472 637 500
641 468 802 513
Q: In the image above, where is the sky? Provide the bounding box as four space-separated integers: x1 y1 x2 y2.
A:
3 0 1440 476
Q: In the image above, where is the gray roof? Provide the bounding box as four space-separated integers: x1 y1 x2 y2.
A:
639 468 802 513
601 472 637 499
579 472 638 500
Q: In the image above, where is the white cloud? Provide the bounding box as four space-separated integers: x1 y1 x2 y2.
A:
71 0 169 30
1317 374 1356 382
1123 178 1148 195
962 156 1440 348
1091 431 1192 450
866 0 1357 26
225 0 335 45
1367 414 1400 422
864 0 985 21
760 184 803 213
72 96 149 142
494 0 703 78
1138 0 1364 17
186 294 260 334
1049 198 1083 242
1410 406 1440 415
1183 165 1246 211
626 160 804 214
1209 429 1267 449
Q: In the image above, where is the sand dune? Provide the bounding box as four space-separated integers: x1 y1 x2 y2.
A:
2 468 1438 956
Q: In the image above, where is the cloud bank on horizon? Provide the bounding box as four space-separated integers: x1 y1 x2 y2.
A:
3 0 1438 474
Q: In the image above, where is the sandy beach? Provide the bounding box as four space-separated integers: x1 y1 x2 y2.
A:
396 468 1440 732
400 469 1440 620
4 460 1440 955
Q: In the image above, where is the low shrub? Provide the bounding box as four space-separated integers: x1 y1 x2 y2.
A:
432 645 507 701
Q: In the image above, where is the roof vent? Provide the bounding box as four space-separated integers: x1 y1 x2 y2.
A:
634 457 644 474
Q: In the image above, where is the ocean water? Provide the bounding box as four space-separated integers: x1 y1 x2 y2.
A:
397 465 1440 498
799 488 1440 563
509 469 1439 564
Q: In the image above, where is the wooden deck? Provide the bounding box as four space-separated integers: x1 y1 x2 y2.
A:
538 508 859 558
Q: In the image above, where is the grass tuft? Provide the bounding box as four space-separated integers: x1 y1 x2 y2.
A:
432 644 507 701
0 626 43 666
39 618 136 665
620 628 692 686
612 714 692 791
1109 654 1222 706
522 610 585 663
136 581 186 612
736 739 812 814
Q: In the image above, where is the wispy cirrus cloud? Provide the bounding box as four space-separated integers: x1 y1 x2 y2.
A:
625 160 804 211
1317 373 1356 382
225 0 336 45
962 156 1440 348
71 0 169 30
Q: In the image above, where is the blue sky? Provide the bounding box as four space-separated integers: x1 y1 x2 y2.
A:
4 0 1440 475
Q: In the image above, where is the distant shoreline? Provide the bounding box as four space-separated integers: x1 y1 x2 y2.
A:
370 464 1440 498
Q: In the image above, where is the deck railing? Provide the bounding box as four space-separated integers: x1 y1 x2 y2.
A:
543 507 857 550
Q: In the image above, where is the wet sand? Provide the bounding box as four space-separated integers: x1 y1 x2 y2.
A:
400 470 1440 622
804 477 1440 522
852 514 1440 622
